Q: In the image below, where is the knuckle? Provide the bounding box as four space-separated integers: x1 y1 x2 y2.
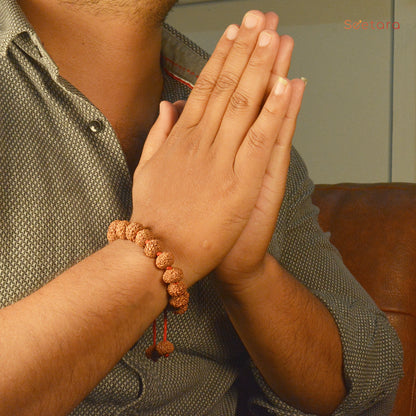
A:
246 127 268 152
262 104 279 117
211 47 229 63
284 112 297 123
215 71 239 92
193 75 216 96
246 55 267 70
232 38 252 54
229 90 251 113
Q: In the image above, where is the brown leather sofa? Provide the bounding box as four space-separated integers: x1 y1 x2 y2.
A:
312 183 416 416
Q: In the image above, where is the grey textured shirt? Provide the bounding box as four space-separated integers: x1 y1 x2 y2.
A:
0 1 403 415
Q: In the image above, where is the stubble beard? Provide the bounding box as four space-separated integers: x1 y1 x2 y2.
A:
58 0 179 25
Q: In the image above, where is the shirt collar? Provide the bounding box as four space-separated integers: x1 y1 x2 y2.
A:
0 0 33 56
161 23 209 89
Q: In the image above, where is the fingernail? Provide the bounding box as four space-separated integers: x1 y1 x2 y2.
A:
258 31 272 47
226 25 239 41
274 77 288 95
244 13 259 29
301 77 308 86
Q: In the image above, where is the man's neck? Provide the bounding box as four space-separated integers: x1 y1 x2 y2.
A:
19 0 165 174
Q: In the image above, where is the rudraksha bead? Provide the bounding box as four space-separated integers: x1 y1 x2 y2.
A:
107 220 119 242
144 239 162 258
155 252 174 269
162 267 184 284
174 303 189 315
126 222 144 242
115 220 129 239
169 291 190 309
156 340 174 357
135 228 154 247
167 281 187 297
145 345 160 362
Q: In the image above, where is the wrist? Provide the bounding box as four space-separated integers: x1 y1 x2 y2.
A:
214 254 273 298
123 218 200 288
104 239 168 305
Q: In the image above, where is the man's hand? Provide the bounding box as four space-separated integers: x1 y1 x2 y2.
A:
215 12 306 288
131 10 300 287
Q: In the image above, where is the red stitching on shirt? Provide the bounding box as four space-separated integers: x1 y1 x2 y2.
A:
163 68 195 90
163 56 200 78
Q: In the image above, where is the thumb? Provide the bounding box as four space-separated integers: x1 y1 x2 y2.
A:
140 100 184 164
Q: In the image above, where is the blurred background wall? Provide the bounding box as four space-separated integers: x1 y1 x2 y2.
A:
166 0 416 184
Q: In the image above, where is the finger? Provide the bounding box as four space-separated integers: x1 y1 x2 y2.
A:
220 81 305 263
265 79 306 207
263 35 294 102
274 78 305 151
211 29 280 159
272 34 294 83
178 24 240 128
264 35 295 100
264 11 279 31
195 10 267 147
275 35 294 78
234 77 292 187
251 79 306 245
261 79 305 212
140 101 181 164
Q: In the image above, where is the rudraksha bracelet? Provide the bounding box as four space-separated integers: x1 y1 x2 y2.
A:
107 220 189 361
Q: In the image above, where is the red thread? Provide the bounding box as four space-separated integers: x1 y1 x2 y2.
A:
152 320 157 347
166 266 173 270
163 310 168 342
163 310 170 357
163 56 199 77
163 68 195 90
156 252 162 256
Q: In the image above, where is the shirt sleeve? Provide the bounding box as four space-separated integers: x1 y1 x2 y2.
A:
244 148 404 416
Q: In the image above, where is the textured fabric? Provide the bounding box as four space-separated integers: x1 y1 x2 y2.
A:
0 1 403 415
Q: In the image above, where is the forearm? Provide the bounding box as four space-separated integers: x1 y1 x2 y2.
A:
0 240 167 416
216 253 347 416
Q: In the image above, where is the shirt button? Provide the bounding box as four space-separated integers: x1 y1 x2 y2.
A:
88 120 104 133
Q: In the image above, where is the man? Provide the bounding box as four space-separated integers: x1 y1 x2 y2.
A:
0 0 403 415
